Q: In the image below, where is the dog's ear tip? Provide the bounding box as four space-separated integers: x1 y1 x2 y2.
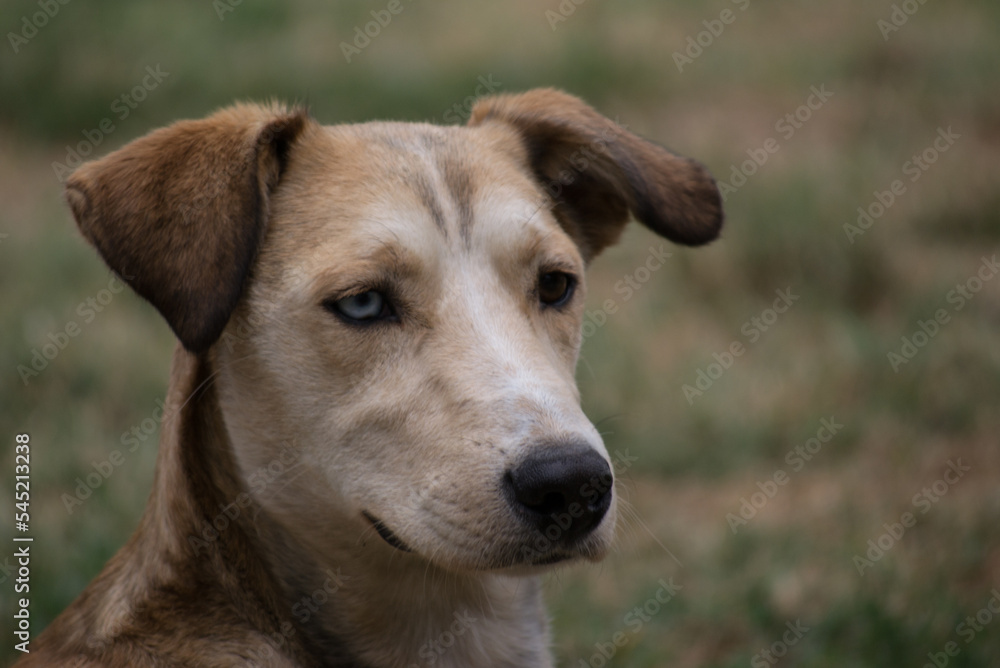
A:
177 330 219 356
161 295 234 356
680 174 726 246
680 199 725 247
632 153 725 247
272 109 310 144
682 207 725 246
643 206 724 247
272 105 310 128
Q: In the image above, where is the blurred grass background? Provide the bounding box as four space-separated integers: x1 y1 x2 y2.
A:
2 0 1000 665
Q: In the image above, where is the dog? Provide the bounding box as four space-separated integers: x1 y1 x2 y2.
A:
22 88 722 667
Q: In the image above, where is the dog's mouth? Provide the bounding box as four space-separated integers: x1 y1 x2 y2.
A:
360 511 579 567
529 551 572 567
362 511 413 553
360 510 608 570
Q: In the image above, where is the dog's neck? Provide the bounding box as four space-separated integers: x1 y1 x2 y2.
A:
257 521 552 668
150 347 552 667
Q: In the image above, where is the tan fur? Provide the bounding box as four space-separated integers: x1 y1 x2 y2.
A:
22 89 722 667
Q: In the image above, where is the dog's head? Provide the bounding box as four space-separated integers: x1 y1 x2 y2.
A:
66 90 721 573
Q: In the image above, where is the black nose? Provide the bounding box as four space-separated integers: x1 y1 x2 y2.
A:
504 442 613 545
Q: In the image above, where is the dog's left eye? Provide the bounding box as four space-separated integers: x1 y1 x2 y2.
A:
538 271 575 308
326 291 393 323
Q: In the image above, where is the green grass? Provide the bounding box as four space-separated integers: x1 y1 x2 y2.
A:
3 0 1000 666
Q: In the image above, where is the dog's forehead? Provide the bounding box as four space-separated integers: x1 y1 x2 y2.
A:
264 120 580 287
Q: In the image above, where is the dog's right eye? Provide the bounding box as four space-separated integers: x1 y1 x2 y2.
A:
324 291 394 323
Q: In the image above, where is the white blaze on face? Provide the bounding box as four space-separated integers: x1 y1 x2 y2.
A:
448 187 605 458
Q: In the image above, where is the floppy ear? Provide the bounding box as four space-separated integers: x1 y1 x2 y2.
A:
65 103 309 353
469 88 723 260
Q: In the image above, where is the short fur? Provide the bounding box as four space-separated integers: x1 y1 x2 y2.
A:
23 89 722 667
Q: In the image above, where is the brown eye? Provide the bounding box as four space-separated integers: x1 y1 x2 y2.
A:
538 271 575 307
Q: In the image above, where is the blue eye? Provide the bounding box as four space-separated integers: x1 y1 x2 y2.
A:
329 290 389 322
